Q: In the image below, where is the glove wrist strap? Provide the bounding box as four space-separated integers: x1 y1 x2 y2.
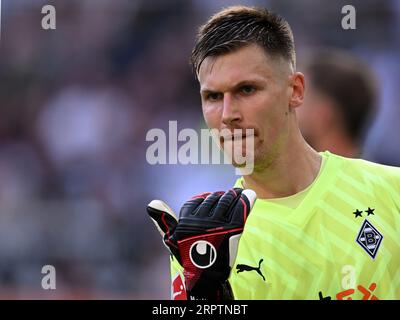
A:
187 280 234 300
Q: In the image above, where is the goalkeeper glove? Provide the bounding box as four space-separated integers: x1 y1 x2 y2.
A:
147 188 257 300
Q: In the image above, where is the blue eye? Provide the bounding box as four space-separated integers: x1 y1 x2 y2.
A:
241 85 255 94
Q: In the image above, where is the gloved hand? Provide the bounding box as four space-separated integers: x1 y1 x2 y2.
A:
147 188 257 300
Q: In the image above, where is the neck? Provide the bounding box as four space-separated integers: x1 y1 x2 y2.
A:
241 126 322 199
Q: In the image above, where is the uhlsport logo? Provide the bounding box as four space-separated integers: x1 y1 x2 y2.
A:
189 240 217 269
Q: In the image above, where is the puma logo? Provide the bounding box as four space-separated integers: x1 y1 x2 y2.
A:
236 259 266 281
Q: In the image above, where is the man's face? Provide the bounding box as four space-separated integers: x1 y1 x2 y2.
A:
198 44 295 170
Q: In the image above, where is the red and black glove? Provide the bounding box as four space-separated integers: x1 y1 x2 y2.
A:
147 188 257 300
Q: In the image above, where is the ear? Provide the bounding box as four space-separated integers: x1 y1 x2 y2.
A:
289 72 305 109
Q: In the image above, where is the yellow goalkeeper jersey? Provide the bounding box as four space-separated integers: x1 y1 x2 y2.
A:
170 151 400 300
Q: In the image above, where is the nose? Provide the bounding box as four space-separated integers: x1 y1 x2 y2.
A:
222 93 241 126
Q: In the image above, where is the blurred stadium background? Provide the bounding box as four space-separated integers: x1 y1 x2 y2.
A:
0 0 399 299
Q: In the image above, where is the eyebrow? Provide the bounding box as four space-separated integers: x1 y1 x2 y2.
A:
200 78 266 95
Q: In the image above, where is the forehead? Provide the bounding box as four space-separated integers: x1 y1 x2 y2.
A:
198 44 285 90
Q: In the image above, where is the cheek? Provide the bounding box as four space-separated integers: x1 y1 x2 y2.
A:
253 98 287 140
202 105 221 128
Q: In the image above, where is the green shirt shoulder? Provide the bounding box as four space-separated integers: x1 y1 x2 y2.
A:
329 152 400 205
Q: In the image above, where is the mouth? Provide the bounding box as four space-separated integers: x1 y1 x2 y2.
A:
220 131 256 141
220 134 255 144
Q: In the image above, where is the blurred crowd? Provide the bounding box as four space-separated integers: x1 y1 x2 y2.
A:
0 0 399 299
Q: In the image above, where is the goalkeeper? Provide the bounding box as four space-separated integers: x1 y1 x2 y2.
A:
147 6 400 300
